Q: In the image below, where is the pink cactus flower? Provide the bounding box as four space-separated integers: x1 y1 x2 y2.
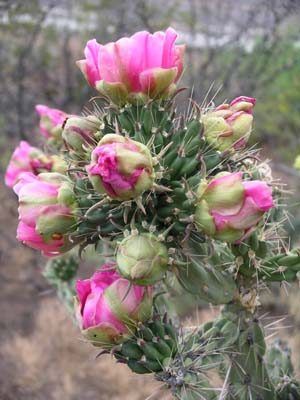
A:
195 172 274 243
77 27 185 104
14 172 78 256
86 134 154 200
202 96 256 151
35 104 67 142
75 264 153 346
5 141 53 188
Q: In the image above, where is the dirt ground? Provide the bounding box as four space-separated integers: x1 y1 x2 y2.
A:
1 175 300 400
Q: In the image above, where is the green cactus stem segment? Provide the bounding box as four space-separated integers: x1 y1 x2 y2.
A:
113 315 178 374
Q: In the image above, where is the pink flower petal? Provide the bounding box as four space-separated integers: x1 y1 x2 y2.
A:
77 27 184 96
243 180 274 211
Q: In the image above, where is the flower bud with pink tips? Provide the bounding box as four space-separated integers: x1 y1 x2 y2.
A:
86 134 154 200
62 115 101 156
14 172 78 256
202 96 256 151
5 141 53 188
195 172 274 243
76 27 185 105
74 264 153 347
35 104 67 145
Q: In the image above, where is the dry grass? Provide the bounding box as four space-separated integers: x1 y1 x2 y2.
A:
1 297 172 400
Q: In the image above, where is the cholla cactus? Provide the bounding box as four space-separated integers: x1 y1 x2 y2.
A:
5 26 300 399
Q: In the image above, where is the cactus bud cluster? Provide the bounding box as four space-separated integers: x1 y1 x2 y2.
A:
5 26 300 399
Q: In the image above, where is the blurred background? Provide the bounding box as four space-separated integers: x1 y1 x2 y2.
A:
1 1 300 399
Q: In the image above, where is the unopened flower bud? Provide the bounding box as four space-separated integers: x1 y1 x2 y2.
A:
75 264 153 347
14 172 78 256
87 134 154 200
5 141 53 188
202 96 256 151
35 104 67 145
116 233 169 285
62 115 101 156
195 172 274 243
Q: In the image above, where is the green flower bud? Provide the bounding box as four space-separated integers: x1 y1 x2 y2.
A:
202 96 256 152
116 233 169 285
195 172 274 243
62 115 101 156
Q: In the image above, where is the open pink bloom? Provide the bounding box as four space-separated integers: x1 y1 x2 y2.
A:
75 264 152 346
35 104 67 141
77 27 185 103
195 172 274 243
5 141 53 188
14 172 77 257
87 134 154 200
203 96 256 151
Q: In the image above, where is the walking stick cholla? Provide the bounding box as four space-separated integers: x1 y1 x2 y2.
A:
5 27 300 399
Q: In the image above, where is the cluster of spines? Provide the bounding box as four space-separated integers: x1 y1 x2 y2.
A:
266 339 300 399
194 303 276 400
156 320 222 400
175 239 238 305
231 233 300 283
